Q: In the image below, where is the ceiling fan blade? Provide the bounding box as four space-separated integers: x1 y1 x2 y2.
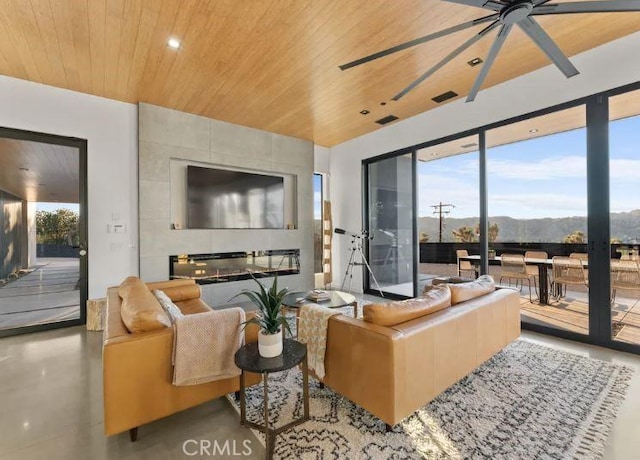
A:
518 17 579 78
392 21 500 101
339 14 498 71
443 0 508 11
533 0 640 14
466 24 512 102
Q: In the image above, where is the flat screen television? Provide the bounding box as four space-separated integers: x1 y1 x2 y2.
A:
187 165 284 229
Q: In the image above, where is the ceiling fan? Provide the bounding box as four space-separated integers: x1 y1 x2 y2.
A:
339 0 640 102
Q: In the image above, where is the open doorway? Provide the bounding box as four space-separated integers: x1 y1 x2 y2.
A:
0 127 87 336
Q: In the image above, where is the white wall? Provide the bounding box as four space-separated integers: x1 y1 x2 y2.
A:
329 31 640 292
0 75 138 298
314 144 330 174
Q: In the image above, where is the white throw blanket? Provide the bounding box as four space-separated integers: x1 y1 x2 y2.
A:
297 304 341 379
172 307 245 386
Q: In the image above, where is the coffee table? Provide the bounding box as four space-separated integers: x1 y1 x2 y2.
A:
281 290 358 318
234 339 309 460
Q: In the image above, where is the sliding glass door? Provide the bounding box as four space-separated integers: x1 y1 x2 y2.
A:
609 89 640 346
486 105 589 335
365 153 416 298
360 81 640 355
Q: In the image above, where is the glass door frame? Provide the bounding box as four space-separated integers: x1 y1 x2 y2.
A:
362 150 419 300
361 79 640 356
0 126 88 338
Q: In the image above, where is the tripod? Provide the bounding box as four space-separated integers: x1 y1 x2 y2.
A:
341 234 384 297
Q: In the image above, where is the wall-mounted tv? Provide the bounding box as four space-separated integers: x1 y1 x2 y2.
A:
187 165 284 229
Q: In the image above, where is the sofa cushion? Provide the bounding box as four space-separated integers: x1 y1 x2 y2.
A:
175 298 213 315
449 275 495 305
119 278 171 333
160 284 201 303
152 289 184 323
118 276 144 298
363 285 451 327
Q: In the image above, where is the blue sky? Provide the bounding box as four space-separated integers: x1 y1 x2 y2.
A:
36 202 79 213
418 114 640 219
313 173 322 219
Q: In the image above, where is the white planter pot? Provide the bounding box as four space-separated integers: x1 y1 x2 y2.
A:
258 329 283 358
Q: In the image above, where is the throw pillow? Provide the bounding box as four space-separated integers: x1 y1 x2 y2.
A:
363 285 451 327
153 289 184 323
448 274 495 305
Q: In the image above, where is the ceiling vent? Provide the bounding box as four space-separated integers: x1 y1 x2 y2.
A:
431 91 458 103
375 115 399 125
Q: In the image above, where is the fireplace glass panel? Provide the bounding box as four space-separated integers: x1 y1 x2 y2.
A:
169 249 300 284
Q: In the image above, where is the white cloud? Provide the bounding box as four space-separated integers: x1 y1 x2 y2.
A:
487 156 640 181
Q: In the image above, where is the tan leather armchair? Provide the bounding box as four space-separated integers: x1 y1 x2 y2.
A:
103 278 260 441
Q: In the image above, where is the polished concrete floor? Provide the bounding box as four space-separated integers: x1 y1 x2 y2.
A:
0 258 80 330
0 325 639 459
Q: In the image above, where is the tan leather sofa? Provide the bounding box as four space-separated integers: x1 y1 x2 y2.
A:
103 277 259 441
317 278 520 429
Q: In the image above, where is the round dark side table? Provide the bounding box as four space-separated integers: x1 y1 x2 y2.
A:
234 339 309 460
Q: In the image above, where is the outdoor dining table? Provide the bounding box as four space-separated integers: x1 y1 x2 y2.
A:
459 255 554 305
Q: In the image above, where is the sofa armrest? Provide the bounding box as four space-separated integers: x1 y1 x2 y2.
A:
321 315 405 425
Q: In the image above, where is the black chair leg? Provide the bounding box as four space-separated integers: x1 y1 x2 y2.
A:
234 390 241 401
129 427 138 442
385 423 393 433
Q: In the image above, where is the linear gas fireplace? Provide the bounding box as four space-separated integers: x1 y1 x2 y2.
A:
169 249 300 285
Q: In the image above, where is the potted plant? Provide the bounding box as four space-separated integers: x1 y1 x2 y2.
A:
232 274 291 358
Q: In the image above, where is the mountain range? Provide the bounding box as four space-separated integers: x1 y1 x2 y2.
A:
418 209 640 243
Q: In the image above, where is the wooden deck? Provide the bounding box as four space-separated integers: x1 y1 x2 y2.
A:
419 262 640 346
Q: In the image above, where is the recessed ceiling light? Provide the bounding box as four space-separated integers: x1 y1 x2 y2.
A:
167 38 181 49
529 128 539 133
360 110 370 115
431 153 438 157
467 57 483 67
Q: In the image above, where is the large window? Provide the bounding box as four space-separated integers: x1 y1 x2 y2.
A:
609 89 640 346
362 81 640 355
487 106 588 335
416 135 479 292
313 173 323 274
366 154 415 297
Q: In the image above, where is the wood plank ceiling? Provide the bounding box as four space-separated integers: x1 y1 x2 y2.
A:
0 1 639 146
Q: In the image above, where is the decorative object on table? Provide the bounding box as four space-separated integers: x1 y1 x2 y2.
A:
282 291 360 320
232 274 291 358
234 339 309 460
306 289 331 302
229 340 633 459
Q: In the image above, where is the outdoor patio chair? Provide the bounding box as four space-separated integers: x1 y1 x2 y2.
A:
611 259 640 304
525 250 549 297
570 252 589 280
456 249 477 278
499 253 534 302
551 256 588 299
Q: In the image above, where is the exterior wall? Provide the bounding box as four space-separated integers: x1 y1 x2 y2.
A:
329 32 640 293
138 103 315 307
0 189 27 279
0 75 138 298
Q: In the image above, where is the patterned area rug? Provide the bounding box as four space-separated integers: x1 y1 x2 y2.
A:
230 339 633 459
